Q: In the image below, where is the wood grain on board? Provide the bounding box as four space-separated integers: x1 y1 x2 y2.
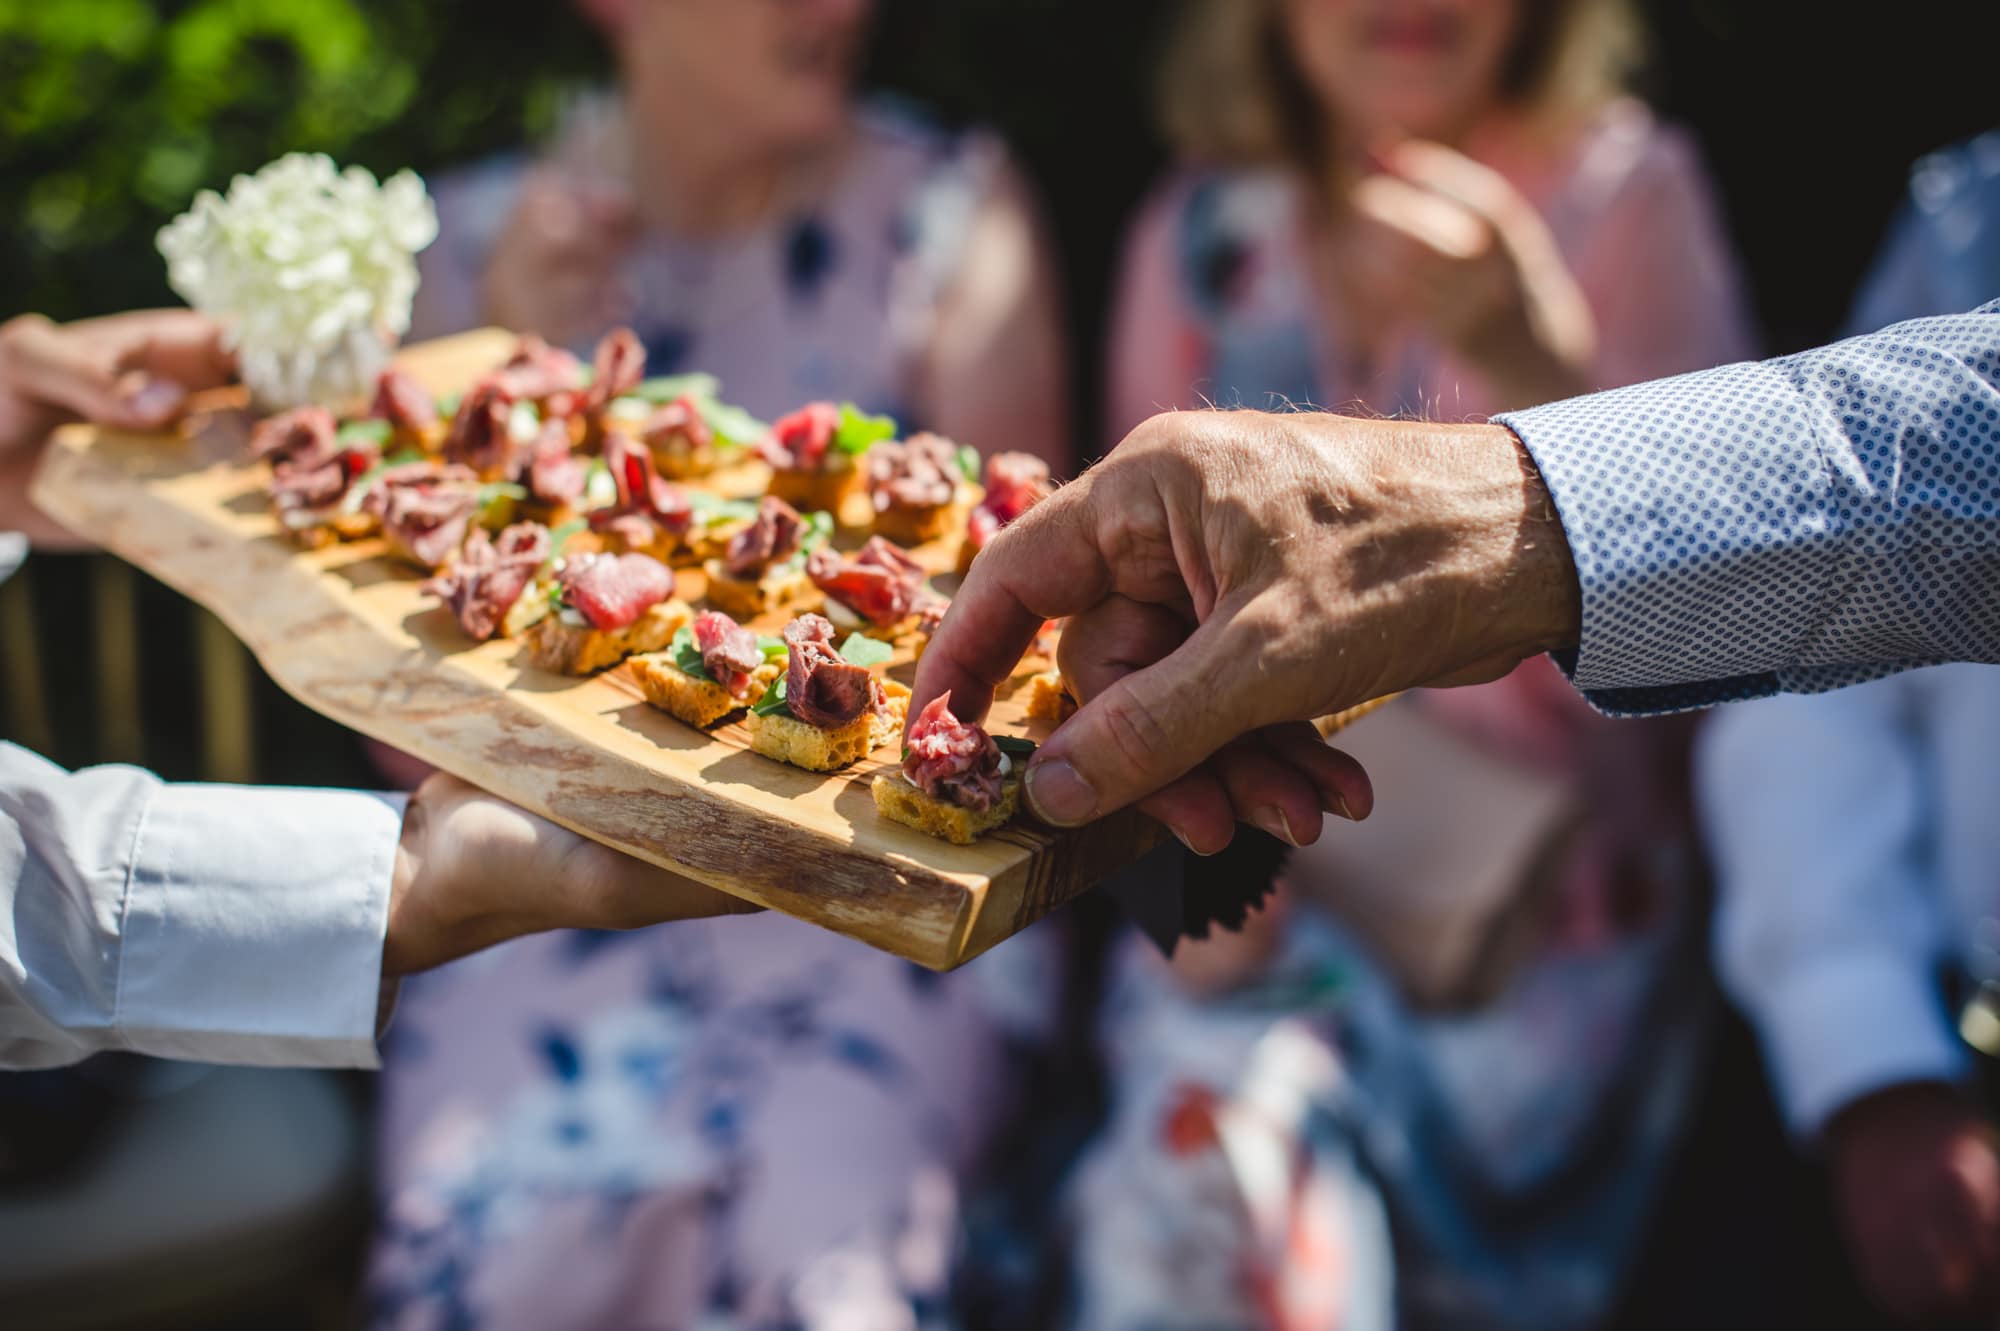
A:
32 329 1381 969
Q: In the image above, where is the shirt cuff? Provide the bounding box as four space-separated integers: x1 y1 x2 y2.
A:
1495 357 1836 715
1752 951 1968 1139
114 784 405 1068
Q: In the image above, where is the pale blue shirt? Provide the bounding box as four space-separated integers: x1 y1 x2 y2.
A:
1700 131 2000 1135
1 547 399 1069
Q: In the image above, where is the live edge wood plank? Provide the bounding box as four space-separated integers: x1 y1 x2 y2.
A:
29 329 1167 970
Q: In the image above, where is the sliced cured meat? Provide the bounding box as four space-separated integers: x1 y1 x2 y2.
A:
641 396 713 456
496 334 584 402
250 405 338 467
868 432 963 511
723 495 807 578
903 691 1005 812
599 431 693 532
425 522 550 641
269 432 378 528
557 551 675 631
691 609 764 697
583 327 645 413
367 462 481 568
967 451 1052 549
371 367 437 434
757 401 839 471
782 612 873 728
443 377 517 478
807 535 932 626
526 418 586 507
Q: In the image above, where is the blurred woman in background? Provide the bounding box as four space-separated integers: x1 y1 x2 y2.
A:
369 2 1068 1327
1070 2 1754 1328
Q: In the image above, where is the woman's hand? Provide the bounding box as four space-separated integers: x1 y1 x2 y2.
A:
382 772 759 977
1340 140 1597 409
0 309 234 546
915 409 1582 851
482 170 638 344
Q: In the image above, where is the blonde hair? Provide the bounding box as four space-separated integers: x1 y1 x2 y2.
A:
1160 0 1644 169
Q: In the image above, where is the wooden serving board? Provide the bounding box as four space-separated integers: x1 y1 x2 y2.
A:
30 330 1168 970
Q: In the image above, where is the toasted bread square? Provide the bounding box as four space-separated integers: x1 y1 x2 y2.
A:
1024 670 1076 723
871 773 1022 845
768 465 860 519
631 654 780 728
521 597 693 676
871 485 978 546
701 559 819 619
746 679 911 772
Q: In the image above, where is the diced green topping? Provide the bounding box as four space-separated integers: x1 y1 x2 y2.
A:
757 636 788 661
956 444 981 484
834 402 897 456
338 418 393 446
836 632 894 668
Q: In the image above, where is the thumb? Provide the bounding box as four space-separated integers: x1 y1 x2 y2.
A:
1023 612 1265 827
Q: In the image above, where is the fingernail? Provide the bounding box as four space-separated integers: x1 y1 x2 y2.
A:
1253 806 1303 847
121 378 184 421
1168 824 1216 857
1329 791 1358 821
1024 758 1098 827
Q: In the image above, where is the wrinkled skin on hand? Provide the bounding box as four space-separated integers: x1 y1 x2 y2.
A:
914 409 1581 852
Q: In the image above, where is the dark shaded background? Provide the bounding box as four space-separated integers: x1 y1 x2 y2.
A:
1 4 1996 1325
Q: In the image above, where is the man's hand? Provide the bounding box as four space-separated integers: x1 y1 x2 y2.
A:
914 410 1582 851
0 310 234 547
382 772 759 977
1827 1082 2000 1323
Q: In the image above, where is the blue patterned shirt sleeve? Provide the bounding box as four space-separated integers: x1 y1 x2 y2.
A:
1494 298 2000 716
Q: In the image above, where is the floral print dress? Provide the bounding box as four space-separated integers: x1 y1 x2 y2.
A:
368 102 1059 1331
1073 100 1756 1331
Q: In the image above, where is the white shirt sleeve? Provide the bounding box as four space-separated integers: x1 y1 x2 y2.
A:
1698 681 1967 1138
0 741 402 1070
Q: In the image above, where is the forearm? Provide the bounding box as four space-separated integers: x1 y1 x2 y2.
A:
1 743 399 1070
1497 300 2000 715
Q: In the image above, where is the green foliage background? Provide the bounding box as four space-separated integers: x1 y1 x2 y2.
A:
0 0 611 322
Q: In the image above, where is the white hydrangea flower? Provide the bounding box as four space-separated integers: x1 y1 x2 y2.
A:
157 152 439 409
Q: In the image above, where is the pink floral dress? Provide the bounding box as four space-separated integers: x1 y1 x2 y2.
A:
1074 99 1758 1331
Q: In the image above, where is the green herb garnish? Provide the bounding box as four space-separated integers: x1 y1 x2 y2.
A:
633 373 721 404
545 517 588 562
751 673 790 717
701 400 769 448
669 624 713 682
338 418 393 447
476 482 529 506
834 402 897 456
955 444 981 485
687 491 760 527
758 635 788 661
993 735 1038 760
836 632 894 669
